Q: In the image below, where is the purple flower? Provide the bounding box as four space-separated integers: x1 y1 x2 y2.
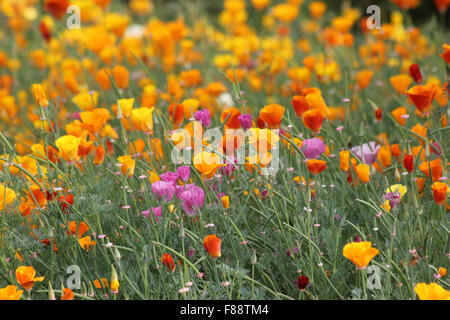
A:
286 247 299 257
238 113 252 130
194 109 211 128
151 181 176 201
384 192 401 209
160 171 179 185
176 166 191 182
179 185 205 216
351 141 380 165
301 138 326 159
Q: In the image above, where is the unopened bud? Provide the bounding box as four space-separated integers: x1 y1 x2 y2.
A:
251 250 257 265
48 281 56 300
114 247 121 260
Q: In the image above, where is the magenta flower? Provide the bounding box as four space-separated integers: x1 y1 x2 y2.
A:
141 209 150 218
176 166 191 182
152 206 162 223
160 171 179 185
179 185 205 216
286 247 299 257
194 109 211 128
431 142 441 155
219 156 237 176
301 138 325 159
351 141 380 165
238 113 252 130
151 181 175 201
175 183 196 198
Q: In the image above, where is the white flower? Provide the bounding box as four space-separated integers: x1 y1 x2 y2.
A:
217 92 234 109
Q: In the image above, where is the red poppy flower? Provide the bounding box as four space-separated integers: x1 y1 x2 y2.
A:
403 155 414 173
408 64 423 84
58 194 74 214
297 275 309 291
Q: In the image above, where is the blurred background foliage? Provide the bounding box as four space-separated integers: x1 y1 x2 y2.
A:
145 0 449 29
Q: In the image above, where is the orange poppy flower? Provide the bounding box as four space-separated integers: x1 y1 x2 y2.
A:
441 114 448 127
15 266 45 291
220 107 241 129
356 70 373 90
343 241 379 270
303 56 316 71
411 123 428 145
93 145 105 165
93 278 109 289
339 150 350 172
431 182 447 206
67 221 89 238
416 177 426 194
168 103 184 126
180 69 203 87
302 108 324 132
61 288 74 300
182 98 200 120
389 74 412 94
193 152 224 179
112 65 129 89
0 285 23 300
390 0 420 10
30 185 47 208
391 144 402 159
292 95 310 117
406 84 437 113
204 235 222 258
131 107 155 134
305 91 329 117
96 68 111 91
44 0 70 19
78 139 94 158
55 135 81 162
31 84 49 108
412 145 426 162
307 159 327 175
78 236 97 252
434 83 448 107
129 139 145 157
440 44 450 64
419 159 442 181
373 146 391 172
221 195 230 209
434 0 450 12
117 155 136 177
355 163 370 183
414 282 450 300
117 99 134 119
162 253 176 272
221 130 244 155
309 1 327 19
391 106 407 126
259 104 285 129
